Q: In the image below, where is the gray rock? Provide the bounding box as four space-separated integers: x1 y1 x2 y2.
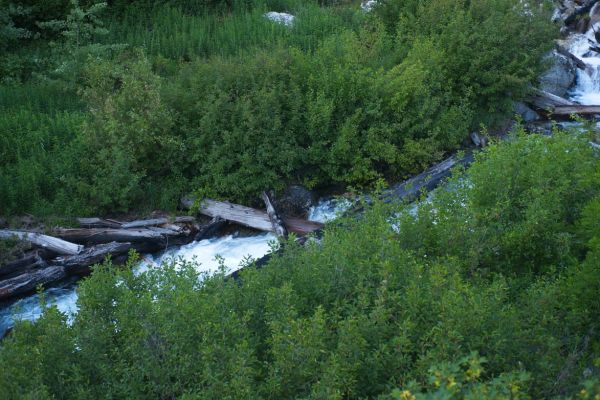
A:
513 101 540 122
470 131 488 148
590 2 600 27
274 185 316 218
539 51 576 97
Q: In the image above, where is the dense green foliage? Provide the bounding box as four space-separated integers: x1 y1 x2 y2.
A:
0 0 555 216
0 132 598 399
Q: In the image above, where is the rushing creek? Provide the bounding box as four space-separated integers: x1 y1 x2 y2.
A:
2 20 600 341
568 25 600 105
0 198 350 337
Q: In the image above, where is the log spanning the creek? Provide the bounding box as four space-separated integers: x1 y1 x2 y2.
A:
0 266 66 300
51 241 132 275
0 230 83 256
550 105 600 117
180 198 323 235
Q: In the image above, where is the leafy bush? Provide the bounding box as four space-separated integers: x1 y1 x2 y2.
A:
0 134 598 399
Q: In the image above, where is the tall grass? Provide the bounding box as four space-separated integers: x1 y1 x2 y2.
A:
103 3 362 60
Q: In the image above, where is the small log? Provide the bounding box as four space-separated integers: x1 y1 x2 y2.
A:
0 230 83 256
77 218 122 228
527 89 575 111
0 254 46 280
195 217 227 241
182 198 323 235
121 218 170 229
551 105 600 116
262 191 288 238
0 266 66 300
52 242 132 275
555 45 587 70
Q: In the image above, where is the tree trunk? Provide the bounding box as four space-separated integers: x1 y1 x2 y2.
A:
0 266 66 300
181 198 323 235
262 191 288 238
0 230 83 256
52 242 132 275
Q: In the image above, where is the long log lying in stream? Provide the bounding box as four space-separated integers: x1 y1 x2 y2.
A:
526 89 575 111
0 266 65 300
550 105 600 117
0 230 83 256
385 151 475 203
180 198 324 235
52 242 132 275
54 227 194 252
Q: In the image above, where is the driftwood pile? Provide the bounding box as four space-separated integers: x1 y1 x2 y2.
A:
0 216 201 301
1 195 325 301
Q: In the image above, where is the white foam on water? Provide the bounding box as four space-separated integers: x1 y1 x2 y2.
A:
568 27 600 105
0 198 346 337
141 233 277 276
308 197 352 223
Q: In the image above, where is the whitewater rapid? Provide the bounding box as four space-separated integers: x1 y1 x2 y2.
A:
0 197 351 337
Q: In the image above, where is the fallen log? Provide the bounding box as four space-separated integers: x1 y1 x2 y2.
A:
556 45 587 70
551 105 600 116
0 230 83 256
194 217 227 241
54 227 196 253
52 242 132 275
385 151 475 203
0 266 65 300
181 198 323 235
527 89 575 111
262 191 288 238
77 217 122 228
0 254 46 280
121 216 195 229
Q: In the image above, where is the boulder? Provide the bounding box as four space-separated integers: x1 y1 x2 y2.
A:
590 3 600 27
264 12 295 27
539 51 577 97
513 101 540 123
274 185 316 218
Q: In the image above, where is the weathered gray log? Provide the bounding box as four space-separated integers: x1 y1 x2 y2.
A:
385 151 475 203
77 218 123 228
0 230 83 256
52 242 132 275
121 218 171 229
55 228 168 244
181 198 323 235
556 45 587 70
551 105 600 116
527 88 575 110
262 191 288 238
0 254 46 280
0 266 65 300
195 217 227 241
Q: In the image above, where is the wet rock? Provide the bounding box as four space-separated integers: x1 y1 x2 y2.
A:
513 101 540 122
539 51 577 97
264 12 295 27
590 3 600 27
470 132 488 148
361 0 378 12
0 218 7 229
274 185 316 218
